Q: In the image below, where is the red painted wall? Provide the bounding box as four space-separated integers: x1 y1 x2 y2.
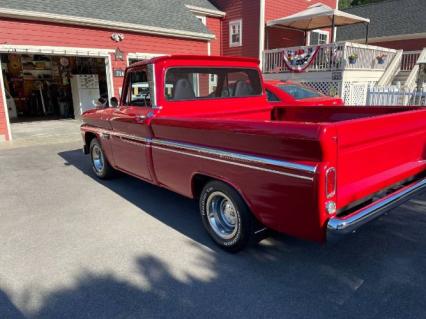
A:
267 28 305 50
370 38 426 51
207 17 222 56
0 16 222 140
210 0 261 58
265 0 337 49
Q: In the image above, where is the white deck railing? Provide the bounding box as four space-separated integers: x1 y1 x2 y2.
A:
401 51 421 71
263 42 397 74
367 87 426 106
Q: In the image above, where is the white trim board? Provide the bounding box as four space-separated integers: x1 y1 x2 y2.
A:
127 52 165 66
0 8 215 41
185 5 225 17
105 55 114 102
0 44 114 56
259 0 266 69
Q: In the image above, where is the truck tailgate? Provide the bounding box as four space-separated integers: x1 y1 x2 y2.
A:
335 108 426 209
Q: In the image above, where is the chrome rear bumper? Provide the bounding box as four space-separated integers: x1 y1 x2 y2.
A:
327 177 426 235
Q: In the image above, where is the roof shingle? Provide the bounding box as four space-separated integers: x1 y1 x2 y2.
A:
337 0 426 41
0 0 219 37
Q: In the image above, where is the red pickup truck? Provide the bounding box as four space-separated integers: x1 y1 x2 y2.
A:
81 55 426 252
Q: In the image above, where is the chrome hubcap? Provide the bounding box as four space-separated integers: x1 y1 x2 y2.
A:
206 192 238 240
91 145 104 173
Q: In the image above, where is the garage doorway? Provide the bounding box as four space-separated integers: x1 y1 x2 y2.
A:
0 45 114 142
1 53 109 123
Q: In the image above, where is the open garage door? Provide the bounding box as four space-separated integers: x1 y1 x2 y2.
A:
0 45 114 142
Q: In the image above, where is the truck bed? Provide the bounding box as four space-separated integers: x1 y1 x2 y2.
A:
151 106 426 240
271 106 420 123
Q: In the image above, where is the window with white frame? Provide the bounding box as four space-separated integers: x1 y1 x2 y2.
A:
229 19 242 47
310 30 329 45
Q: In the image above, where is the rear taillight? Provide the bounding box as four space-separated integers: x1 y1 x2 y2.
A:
325 167 336 199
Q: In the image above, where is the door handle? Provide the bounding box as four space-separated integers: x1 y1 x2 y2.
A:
135 115 147 123
135 112 154 123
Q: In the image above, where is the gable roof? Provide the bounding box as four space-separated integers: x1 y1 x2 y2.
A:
337 0 426 41
0 0 222 40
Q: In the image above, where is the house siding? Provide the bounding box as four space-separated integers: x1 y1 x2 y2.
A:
210 0 261 58
370 38 426 52
264 0 337 49
0 17 219 140
207 16 222 55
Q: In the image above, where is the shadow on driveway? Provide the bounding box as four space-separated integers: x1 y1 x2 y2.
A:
40 148 426 319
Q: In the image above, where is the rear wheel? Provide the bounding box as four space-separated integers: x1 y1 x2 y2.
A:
90 138 114 179
200 181 257 252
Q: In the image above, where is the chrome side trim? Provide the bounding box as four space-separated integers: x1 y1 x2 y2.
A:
87 129 317 180
111 131 150 144
151 138 317 175
327 177 426 235
151 145 314 181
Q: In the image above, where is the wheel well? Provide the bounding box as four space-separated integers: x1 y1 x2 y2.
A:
192 174 265 232
85 132 97 145
192 174 212 199
84 132 97 154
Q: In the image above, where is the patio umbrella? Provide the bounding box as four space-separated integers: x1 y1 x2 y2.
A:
267 3 370 44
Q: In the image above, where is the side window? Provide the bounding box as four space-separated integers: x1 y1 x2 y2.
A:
229 19 242 47
124 69 151 107
310 30 329 45
266 89 280 102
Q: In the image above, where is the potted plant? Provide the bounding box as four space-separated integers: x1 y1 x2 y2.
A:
348 53 358 64
376 54 387 64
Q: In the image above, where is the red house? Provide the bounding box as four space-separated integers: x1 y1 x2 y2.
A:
210 0 338 61
0 0 338 142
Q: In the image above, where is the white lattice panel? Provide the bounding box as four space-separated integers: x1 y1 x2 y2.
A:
343 81 376 105
301 81 341 97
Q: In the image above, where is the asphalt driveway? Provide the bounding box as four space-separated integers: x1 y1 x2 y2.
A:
0 141 425 319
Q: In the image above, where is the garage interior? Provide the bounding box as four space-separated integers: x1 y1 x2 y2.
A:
1 53 109 124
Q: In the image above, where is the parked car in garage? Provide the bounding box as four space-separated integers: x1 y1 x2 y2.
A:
81 55 426 252
265 80 344 106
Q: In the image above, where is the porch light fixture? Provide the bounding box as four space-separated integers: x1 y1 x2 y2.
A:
114 47 124 61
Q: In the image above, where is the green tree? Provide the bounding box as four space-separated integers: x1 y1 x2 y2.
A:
339 0 352 9
339 0 385 8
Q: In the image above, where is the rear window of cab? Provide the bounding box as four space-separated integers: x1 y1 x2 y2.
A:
164 67 263 101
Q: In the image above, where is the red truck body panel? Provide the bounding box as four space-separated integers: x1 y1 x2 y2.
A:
81 55 426 243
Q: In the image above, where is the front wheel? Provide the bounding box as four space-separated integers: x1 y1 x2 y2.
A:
199 181 256 252
90 138 114 179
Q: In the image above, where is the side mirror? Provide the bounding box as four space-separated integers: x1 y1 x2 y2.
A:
110 97 119 108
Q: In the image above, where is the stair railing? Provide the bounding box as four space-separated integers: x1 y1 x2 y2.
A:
404 48 426 92
377 50 403 86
